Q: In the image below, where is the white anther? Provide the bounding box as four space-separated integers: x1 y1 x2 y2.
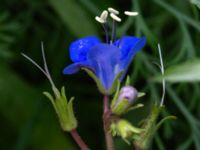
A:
124 11 139 16
108 7 119 15
110 13 121 22
95 16 105 24
100 10 108 20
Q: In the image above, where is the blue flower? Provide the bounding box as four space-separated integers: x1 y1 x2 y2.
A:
63 36 146 93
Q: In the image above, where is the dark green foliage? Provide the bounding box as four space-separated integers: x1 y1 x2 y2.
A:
0 0 200 150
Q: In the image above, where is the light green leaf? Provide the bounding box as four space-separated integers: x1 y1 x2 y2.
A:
190 0 200 9
153 59 200 82
49 0 98 37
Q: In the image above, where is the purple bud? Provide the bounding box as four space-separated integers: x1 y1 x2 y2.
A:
111 86 138 115
118 86 138 104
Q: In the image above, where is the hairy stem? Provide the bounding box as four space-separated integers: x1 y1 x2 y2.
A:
103 95 115 150
70 129 90 150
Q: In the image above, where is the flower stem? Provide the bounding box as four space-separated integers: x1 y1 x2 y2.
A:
70 129 90 150
103 95 115 150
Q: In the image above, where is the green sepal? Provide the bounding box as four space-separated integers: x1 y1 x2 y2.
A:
125 103 144 113
43 86 77 131
109 71 123 94
138 92 146 98
43 91 56 109
112 99 129 115
125 75 130 86
111 80 120 108
82 68 107 94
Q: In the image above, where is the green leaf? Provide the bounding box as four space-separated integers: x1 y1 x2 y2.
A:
82 68 107 94
153 59 200 82
49 0 98 37
190 0 200 9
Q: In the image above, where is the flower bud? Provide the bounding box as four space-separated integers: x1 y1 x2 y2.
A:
111 86 138 115
118 86 138 103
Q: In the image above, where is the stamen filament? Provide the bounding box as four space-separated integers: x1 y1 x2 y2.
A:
111 19 116 44
102 23 109 43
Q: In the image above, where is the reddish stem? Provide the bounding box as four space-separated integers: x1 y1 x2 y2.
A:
103 95 115 150
70 129 90 150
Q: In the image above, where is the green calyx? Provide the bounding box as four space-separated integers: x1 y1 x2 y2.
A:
43 86 77 132
134 104 176 150
111 119 144 144
82 68 123 95
111 78 144 116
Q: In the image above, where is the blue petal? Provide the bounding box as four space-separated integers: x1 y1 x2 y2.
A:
87 44 122 91
69 36 100 62
63 62 92 74
114 36 146 59
120 37 146 77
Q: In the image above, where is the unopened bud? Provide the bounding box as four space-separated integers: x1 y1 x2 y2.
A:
111 86 138 115
118 86 138 103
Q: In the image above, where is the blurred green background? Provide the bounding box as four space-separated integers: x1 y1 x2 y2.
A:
0 0 200 150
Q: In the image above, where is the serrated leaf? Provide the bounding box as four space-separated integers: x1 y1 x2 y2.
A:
153 59 200 82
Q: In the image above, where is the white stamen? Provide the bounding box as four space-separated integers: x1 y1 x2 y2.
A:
100 10 108 20
124 11 139 16
110 13 121 22
108 7 119 15
95 16 105 24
